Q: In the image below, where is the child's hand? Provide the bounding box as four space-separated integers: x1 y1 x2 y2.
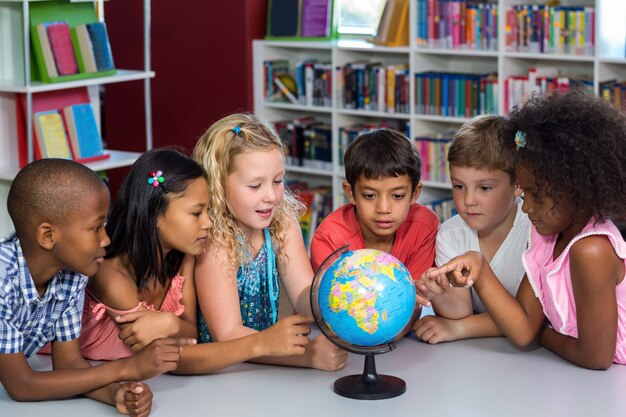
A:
415 268 450 302
115 382 152 417
258 313 313 356
126 337 197 380
426 251 485 288
305 334 349 371
116 310 179 352
413 316 461 344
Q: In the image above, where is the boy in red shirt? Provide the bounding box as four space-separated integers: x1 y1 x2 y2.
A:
310 129 438 295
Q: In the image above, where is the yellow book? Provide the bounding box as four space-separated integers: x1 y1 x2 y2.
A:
33 110 72 159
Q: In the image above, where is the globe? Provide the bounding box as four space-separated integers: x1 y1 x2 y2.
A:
310 246 417 400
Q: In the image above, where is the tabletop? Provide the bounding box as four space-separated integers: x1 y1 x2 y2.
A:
2 335 626 417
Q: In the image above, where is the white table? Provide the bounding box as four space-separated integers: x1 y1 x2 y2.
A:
3 335 626 417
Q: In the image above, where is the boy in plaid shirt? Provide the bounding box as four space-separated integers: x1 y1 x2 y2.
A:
0 159 193 417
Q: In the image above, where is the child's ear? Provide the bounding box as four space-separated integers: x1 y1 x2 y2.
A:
342 181 356 204
411 182 423 203
36 222 56 250
514 183 523 197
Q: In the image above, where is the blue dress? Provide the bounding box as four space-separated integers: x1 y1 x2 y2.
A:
198 229 279 343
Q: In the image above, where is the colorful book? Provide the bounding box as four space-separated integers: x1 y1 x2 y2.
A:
35 23 59 78
46 21 78 75
33 110 72 159
86 22 115 71
73 24 98 73
62 103 109 162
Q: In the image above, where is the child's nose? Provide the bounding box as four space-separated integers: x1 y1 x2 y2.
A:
101 231 111 248
463 190 477 206
376 197 391 213
202 212 213 229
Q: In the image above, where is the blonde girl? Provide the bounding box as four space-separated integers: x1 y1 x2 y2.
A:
193 113 347 371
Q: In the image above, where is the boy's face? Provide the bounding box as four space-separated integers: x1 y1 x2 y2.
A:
450 165 520 236
343 174 420 245
51 187 110 277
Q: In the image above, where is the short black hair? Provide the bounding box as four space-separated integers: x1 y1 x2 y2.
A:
105 147 207 289
502 89 626 227
8 158 107 239
344 129 422 190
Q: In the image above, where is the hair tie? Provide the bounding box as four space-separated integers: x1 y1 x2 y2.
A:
148 170 165 188
232 126 242 135
515 130 527 150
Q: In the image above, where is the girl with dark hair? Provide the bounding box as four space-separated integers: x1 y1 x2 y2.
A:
425 90 626 369
78 148 314 371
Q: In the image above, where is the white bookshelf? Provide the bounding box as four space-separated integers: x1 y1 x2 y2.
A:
253 0 626 212
0 0 153 235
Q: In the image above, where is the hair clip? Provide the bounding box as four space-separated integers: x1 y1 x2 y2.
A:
515 130 527 150
148 170 165 188
232 126 242 135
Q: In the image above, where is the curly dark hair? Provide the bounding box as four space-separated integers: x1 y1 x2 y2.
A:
501 89 626 228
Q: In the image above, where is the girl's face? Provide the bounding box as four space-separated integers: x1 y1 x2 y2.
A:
157 177 211 256
226 148 285 238
516 164 574 238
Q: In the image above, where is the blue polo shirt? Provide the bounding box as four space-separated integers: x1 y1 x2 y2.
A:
0 233 88 357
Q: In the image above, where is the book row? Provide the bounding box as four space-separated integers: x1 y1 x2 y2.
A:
599 80 626 113
287 181 333 251
33 20 115 83
415 132 454 184
337 62 410 114
503 67 593 112
263 59 332 107
504 4 595 56
416 0 498 51
274 117 332 171
415 71 498 117
338 120 409 166
422 196 457 224
21 101 108 167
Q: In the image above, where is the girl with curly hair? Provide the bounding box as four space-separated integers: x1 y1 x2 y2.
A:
192 114 348 371
424 90 626 369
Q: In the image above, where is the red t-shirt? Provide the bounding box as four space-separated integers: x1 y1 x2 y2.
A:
310 204 438 280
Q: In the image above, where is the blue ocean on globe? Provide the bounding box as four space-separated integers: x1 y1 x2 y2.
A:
315 249 416 347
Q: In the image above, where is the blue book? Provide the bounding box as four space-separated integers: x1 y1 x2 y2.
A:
86 22 115 71
63 103 107 160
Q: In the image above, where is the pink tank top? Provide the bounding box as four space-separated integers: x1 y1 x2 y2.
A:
523 219 626 364
38 274 186 360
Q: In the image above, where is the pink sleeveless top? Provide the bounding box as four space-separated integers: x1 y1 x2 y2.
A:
523 219 626 364
39 274 186 360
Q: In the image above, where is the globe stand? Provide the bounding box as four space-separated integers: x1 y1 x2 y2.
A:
333 352 406 400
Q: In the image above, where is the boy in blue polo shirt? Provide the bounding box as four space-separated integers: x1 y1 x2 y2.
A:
0 159 193 416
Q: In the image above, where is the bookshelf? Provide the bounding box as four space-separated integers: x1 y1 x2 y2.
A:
0 0 154 235
253 0 626 220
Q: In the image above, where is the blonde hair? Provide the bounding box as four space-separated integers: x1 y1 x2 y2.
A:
448 114 516 183
192 113 305 270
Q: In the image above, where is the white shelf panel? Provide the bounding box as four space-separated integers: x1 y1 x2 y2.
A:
503 52 595 62
0 70 155 93
264 102 333 114
414 47 498 57
261 40 333 50
421 180 452 190
336 39 410 54
414 114 471 124
285 165 333 177
0 149 141 180
599 57 626 65
337 108 411 119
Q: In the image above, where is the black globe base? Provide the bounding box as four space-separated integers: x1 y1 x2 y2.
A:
333 352 406 400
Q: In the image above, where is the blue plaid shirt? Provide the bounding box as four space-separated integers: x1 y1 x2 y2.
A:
0 232 88 357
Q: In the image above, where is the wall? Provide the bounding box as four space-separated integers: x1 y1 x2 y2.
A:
102 0 267 191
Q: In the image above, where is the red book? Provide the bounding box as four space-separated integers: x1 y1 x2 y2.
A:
47 22 78 75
